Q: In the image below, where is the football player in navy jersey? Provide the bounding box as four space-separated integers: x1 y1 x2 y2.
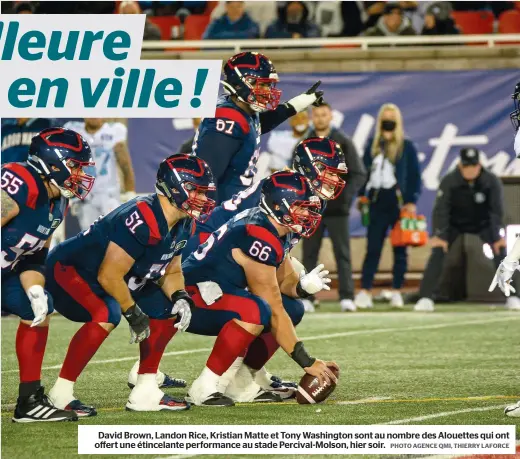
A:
181 171 339 407
44 154 216 414
126 138 348 397
1 128 96 423
193 51 325 203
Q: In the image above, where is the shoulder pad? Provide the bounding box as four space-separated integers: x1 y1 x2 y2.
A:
212 107 250 135
1 163 39 209
239 223 284 266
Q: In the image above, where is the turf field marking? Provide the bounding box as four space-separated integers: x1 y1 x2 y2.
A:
2 315 518 374
335 395 519 406
382 404 507 424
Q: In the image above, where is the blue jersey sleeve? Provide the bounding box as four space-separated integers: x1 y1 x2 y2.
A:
237 223 284 267
1 163 40 210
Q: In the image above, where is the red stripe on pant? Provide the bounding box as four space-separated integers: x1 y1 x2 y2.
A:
54 262 109 323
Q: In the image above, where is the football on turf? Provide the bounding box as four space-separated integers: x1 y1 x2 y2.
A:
296 366 339 404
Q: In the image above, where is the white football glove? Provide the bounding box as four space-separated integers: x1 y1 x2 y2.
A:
299 263 331 295
171 299 192 332
27 285 49 327
489 258 520 297
287 81 324 113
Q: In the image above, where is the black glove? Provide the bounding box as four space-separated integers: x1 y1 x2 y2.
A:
123 303 150 344
306 81 324 107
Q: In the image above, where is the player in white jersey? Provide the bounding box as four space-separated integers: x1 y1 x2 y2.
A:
64 119 136 231
488 81 520 418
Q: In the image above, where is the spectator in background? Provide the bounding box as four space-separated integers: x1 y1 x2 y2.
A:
203 1 260 40
303 103 367 313
178 118 202 154
355 103 421 310
364 2 416 36
422 2 460 35
340 1 365 37
1 118 57 164
119 1 161 41
265 1 321 39
14 2 34 13
363 1 386 30
266 111 309 173
210 1 277 36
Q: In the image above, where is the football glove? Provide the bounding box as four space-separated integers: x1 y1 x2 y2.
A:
171 290 194 332
123 303 150 344
27 285 48 327
297 264 331 297
287 81 324 113
489 258 520 297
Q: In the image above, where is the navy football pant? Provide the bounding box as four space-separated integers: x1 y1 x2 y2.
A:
1 273 55 321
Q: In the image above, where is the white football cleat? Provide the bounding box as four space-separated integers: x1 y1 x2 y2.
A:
504 401 520 417
126 374 189 411
414 297 435 312
225 365 282 403
187 368 234 407
340 299 356 312
354 290 373 309
505 296 520 311
390 291 404 308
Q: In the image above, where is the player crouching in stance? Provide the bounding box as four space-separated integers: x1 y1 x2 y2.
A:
489 81 520 417
182 171 339 407
127 137 348 399
1 128 96 423
44 154 216 415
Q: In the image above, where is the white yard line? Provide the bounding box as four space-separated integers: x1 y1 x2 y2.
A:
382 404 507 424
336 397 393 405
2 316 518 374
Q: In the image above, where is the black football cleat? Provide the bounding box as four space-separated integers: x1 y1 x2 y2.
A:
252 390 283 403
65 399 97 417
200 392 235 407
12 387 78 423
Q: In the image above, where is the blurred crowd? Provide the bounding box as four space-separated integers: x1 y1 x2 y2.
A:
3 1 520 40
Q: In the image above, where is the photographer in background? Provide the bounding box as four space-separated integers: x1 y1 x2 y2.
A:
302 102 367 312
356 103 421 309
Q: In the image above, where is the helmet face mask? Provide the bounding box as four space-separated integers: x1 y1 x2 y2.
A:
283 198 322 238
293 138 348 201
27 128 96 200
511 82 520 132
224 52 281 112
260 171 322 239
156 154 216 223
180 181 216 222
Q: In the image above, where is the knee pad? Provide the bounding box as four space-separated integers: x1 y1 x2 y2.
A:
282 295 305 327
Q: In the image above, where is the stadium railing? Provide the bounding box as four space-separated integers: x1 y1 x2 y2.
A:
140 34 520 52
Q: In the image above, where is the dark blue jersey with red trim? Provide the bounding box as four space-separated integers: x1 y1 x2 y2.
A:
1 163 67 275
192 96 261 203
183 180 327 259
182 207 292 289
48 194 191 293
1 118 56 164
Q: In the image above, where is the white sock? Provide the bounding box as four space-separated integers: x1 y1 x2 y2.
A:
253 366 272 388
200 366 220 388
49 377 75 407
219 357 244 393
135 373 156 389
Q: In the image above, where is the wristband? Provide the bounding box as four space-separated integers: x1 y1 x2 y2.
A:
296 280 312 299
171 289 195 309
123 303 144 324
291 341 316 368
